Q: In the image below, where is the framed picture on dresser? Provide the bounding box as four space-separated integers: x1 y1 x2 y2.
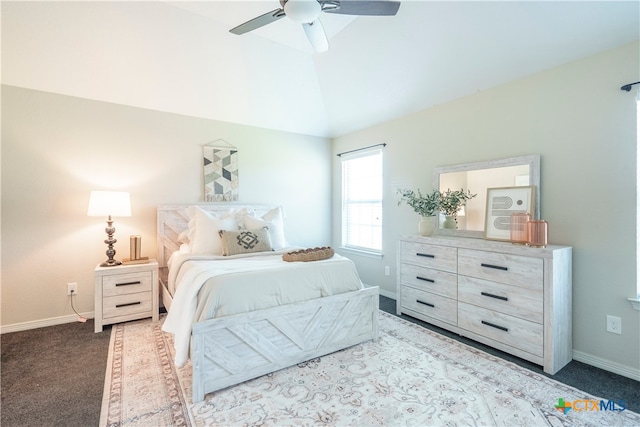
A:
484 186 535 241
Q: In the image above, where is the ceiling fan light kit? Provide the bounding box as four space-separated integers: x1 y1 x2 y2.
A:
230 0 401 52
284 0 321 23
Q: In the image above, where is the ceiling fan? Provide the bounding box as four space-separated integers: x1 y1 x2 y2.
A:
229 0 401 53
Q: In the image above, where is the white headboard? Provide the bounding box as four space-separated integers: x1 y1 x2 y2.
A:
156 203 276 273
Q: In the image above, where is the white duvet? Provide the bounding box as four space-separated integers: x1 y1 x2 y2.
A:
161 249 364 367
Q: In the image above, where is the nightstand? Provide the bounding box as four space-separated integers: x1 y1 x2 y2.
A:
94 259 159 333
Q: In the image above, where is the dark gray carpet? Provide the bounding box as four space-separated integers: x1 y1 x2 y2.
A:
1 296 637 426
1 319 112 427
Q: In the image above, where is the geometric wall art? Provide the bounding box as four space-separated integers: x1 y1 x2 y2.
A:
203 140 239 202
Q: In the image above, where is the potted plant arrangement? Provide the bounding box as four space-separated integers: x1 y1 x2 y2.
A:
439 188 477 229
397 188 440 236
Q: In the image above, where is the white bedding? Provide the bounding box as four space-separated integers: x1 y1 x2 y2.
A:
162 250 364 367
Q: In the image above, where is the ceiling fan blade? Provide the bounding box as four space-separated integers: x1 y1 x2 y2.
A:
303 19 329 52
229 8 286 35
322 0 401 16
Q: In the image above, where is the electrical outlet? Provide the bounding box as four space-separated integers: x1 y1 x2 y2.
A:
67 282 78 296
384 266 391 276
606 315 621 335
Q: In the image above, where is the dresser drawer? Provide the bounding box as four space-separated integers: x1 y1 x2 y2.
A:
103 291 152 319
400 263 457 299
458 275 543 323
400 286 457 326
458 249 543 289
102 271 152 297
458 302 543 357
400 241 457 273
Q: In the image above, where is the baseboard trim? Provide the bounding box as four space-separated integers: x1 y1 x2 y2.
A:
571 350 640 381
362 282 396 300
378 288 397 300
0 311 95 334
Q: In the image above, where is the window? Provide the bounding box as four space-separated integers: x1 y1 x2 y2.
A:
340 147 383 254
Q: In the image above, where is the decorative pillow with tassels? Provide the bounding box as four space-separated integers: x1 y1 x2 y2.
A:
218 227 273 256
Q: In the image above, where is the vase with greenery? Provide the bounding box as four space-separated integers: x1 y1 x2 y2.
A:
397 188 440 236
439 188 477 229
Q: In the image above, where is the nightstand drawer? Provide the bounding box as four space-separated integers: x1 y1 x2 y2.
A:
400 286 457 326
103 291 152 319
102 271 152 297
94 259 159 333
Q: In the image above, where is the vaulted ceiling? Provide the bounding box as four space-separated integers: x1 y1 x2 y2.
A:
3 1 638 138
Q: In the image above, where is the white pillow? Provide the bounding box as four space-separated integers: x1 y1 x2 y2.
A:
230 208 249 228
244 206 288 250
177 230 189 244
185 206 238 255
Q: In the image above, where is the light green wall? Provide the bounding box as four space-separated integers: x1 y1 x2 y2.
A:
332 42 640 377
1 86 332 328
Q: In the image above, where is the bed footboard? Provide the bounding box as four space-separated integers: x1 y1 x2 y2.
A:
190 286 379 402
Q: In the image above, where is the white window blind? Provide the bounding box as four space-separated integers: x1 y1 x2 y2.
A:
341 147 383 253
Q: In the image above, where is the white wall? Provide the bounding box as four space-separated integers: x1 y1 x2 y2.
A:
332 42 640 378
1 85 332 329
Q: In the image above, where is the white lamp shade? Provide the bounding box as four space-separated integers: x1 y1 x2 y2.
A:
284 0 321 23
87 191 131 217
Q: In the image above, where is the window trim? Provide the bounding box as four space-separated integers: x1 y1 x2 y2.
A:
340 146 383 255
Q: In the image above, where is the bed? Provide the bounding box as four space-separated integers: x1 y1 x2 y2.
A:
157 203 379 403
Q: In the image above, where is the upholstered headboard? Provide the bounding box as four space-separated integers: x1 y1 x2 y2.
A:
156 203 276 273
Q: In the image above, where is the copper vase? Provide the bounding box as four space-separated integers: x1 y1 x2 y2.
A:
527 220 548 247
510 213 530 244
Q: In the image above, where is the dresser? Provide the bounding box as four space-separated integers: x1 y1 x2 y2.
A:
397 235 572 374
94 260 159 333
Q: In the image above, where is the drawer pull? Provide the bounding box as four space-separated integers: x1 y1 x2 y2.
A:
482 320 509 332
481 263 508 271
116 281 142 287
416 300 435 308
416 276 435 283
481 292 509 301
416 253 435 258
116 301 141 308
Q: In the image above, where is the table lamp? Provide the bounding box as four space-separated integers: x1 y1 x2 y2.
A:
88 191 131 267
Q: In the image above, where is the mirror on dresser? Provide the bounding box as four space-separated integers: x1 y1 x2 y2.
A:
433 155 540 238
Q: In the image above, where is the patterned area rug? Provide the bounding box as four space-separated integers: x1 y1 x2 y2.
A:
100 312 640 426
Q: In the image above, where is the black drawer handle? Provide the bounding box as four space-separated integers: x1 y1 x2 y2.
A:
482 320 509 332
116 281 142 287
481 292 509 301
116 301 142 308
416 276 435 283
416 253 435 258
416 300 435 308
481 263 508 271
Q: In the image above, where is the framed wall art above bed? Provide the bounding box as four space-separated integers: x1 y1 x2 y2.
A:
203 139 238 202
